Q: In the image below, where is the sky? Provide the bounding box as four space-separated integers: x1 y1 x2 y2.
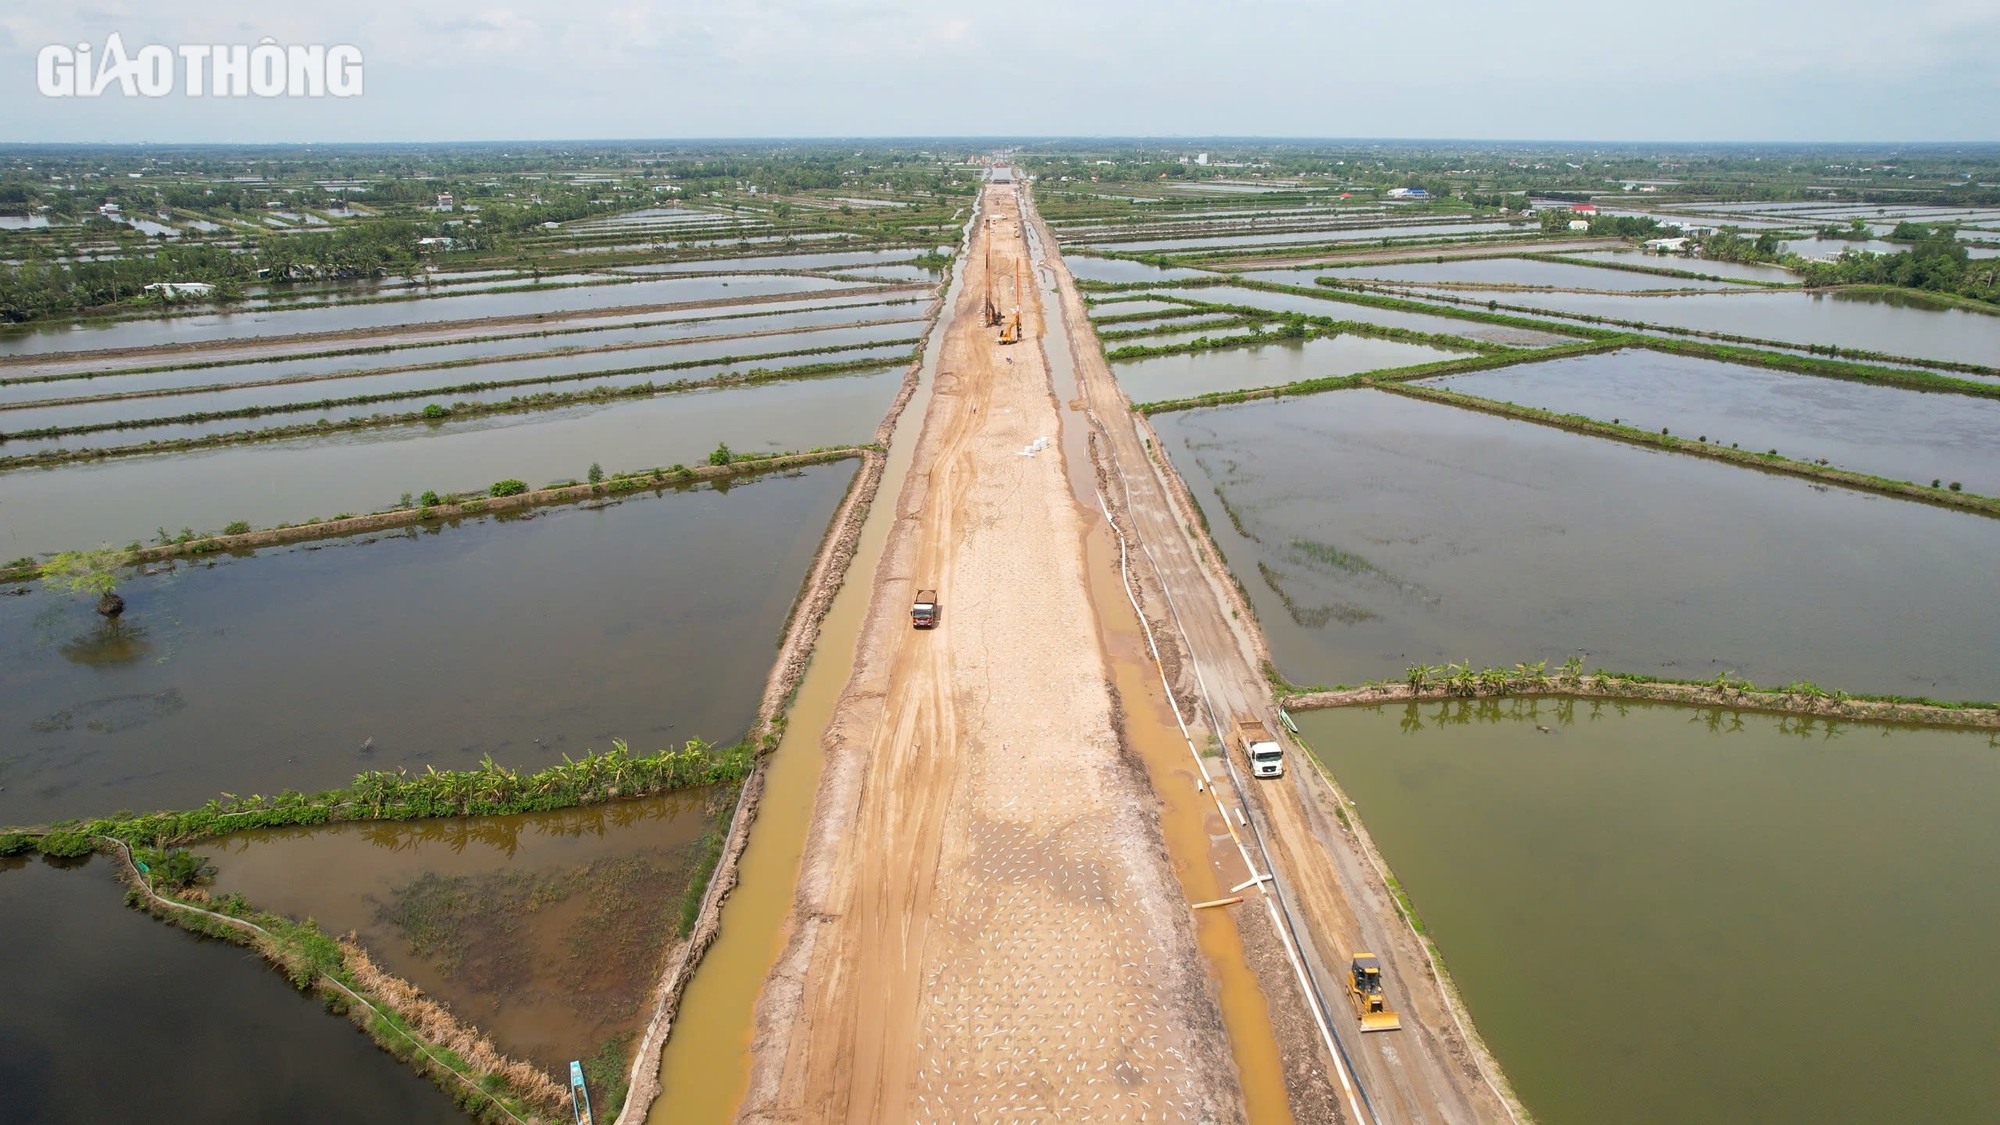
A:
3 0 1997 144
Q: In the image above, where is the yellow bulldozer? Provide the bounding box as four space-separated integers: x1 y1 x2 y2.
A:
1347 953 1402 1032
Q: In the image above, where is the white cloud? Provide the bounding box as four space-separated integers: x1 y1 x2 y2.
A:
1 0 1994 141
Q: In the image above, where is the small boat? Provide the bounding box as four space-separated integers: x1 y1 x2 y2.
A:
570 1060 594 1125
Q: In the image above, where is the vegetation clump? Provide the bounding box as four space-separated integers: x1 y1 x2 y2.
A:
488 478 528 497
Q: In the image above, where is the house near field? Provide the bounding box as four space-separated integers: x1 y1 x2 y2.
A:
1571 203 1598 215
1387 187 1429 199
143 281 214 299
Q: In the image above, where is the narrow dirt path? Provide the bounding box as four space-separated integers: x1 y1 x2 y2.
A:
1030 191 1520 1125
740 183 1241 1124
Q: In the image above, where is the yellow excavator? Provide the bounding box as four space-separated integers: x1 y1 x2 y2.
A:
1347 953 1402 1032
998 307 1023 344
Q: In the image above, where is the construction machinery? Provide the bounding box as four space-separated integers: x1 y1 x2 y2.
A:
998 307 1023 344
1232 715 1285 778
1347 954 1403 1032
911 588 939 629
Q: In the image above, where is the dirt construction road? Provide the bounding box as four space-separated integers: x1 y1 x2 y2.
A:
740 185 1241 1123
1026 191 1518 1125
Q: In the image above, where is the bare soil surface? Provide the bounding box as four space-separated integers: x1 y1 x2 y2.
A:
1034 194 1522 1125
741 185 1241 1124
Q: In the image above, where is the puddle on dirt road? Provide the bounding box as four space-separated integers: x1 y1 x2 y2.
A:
0 463 854 823
1295 700 2000 1125
207 792 718 1094
1036 214 1295 1123
0 853 462 1122
1154 388 2000 700
1112 334 1472 403
1425 348 2000 495
0 366 900 557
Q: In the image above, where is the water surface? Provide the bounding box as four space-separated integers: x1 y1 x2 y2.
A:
1156 388 2000 697
1114 335 1471 402
1483 288 2000 367
0 854 460 1123
1426 349 2000 494
0 462 853 822
0 366 900 555
1296 701 2000 1125
210 793 717 1077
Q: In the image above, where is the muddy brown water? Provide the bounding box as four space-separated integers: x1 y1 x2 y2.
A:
0 462 854 824
1296 700 2000 1125
1424 348 2000 495
0 853 462 1123
1154 388 2000 700
1034 218 1296 1122
206 791 718 1080
645 208 975 1125
0 365 902 558
0 275 867 357
1112 334 1472 403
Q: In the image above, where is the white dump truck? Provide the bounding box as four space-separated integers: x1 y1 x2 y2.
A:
911 588 939 629
1234 715 1285 778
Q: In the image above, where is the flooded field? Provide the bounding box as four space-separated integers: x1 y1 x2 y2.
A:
1076 220 1523 253
0 325 919 439
0 853 461 1122
0 461 854 822
1302 257 1751 291
1424 349 2000 494
0 297 926 400
1063 257 1216 284
1155 389 2000 698
0 275 868 357
1113 334 1472 402
1169 285 1577 345
0 365 901 555
208 792 718 1081
1566 248 1797 283
1480 288 2000 366
1296 701 2000 1125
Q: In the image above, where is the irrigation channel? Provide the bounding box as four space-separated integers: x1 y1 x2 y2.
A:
641 190 977 1125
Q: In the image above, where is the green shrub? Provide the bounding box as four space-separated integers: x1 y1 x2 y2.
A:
419 490 440 507
587 462 604 484
489 479 528 498
223 520 252 535
0 833 34 856
37 830 96 858
421 403 449 419
708 443 733 466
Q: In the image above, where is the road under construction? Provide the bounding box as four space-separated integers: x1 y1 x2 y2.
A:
738 175 1519 1124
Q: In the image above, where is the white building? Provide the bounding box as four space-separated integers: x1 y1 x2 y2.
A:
1195 153 1209 166
435 192 454 212
143 282 214 299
